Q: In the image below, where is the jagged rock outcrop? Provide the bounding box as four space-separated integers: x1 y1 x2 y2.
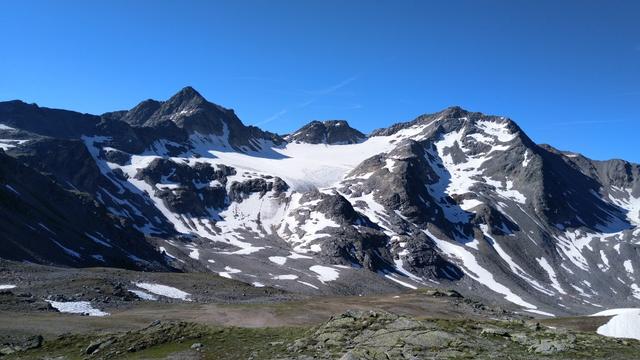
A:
283 310 640 359
103 86 285 151
286 120 365 144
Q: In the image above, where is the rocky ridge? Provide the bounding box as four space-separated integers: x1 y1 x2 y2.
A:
0 88 639 315
4 310 639 359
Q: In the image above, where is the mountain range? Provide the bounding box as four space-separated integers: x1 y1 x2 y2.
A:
1 86 639 316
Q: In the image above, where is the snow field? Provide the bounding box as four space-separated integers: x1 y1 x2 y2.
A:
46 300 109 317
133 282 191 301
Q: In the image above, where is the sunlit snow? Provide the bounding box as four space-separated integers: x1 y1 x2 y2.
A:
134 282 191 301
591 308 640 340
309 265 340 282
46 300 109 317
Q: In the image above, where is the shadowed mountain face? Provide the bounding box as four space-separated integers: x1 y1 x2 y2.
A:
1 88 639 315
0 151 168 271
286 120 366 144
103 86 285 151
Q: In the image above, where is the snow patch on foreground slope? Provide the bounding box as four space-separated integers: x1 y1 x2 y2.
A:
128 289 158 301
309 265 340 282
591 308 640 340
46 300 109 317
134 282 191 301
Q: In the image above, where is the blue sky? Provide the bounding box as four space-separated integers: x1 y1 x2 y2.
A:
1 1 638 162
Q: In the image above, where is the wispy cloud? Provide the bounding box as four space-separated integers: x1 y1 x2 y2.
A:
232 76 283 83
255 109 288 126
551 119 630 126
309 103 364 110
303 75 359 96
252 75 359 126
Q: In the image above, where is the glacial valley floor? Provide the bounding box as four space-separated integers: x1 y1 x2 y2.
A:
0 262 636 359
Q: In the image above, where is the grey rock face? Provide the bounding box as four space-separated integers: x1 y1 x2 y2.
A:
0 100 100 139
103 86 285 151
1 89 639 314
282 309 634 359
229 177 289 202
286 120 366 144
0 151 168 270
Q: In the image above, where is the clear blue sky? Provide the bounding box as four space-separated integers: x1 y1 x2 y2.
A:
1 1 638 162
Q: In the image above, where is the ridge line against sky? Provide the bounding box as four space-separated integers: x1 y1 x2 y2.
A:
0 0 638 162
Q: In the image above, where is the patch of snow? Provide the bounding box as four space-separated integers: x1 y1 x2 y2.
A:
309 244 322 252
592 308 640 340
85 233 112 248
428 125 517 223
252 282 265 287
188 247 200 260
46 300 109 317
591 308 640 317
459 199 483 211
631 284 640 300
128 289 158 300
38 223 56 235
427 229 537 309
4 184 19 195
598 250 610 271
287 252 313 259
488 179 527 204
523 309 555 317
608 188 640 226
522 150 531 167
91 254 105 262
476 120 517 143
50 239 81 258
269 256 287 265
480 226 553 296
555 230 596 271
393 254 425 283
309 265 340 282
277 195 341 253
0 285 16 290
159 246 185 263
297 281 319 289
536 257 566 295
218 266 242 279
134 282 191 301
384 274 418 289
0 139 28 150
465 239 480 250
272 274 298 280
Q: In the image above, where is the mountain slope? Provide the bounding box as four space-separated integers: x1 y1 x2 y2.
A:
0 89 639 315
0 150 168 270
285 120 365 144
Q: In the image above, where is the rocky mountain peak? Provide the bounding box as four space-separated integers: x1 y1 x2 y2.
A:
285 119 365 144
437 105 469 119
163 86 209 111
171 86 204 101
370 106 521 142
